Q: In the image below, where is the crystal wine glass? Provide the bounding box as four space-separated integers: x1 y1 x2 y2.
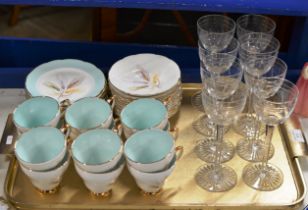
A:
195 56 243 163
236 14 276 39
192 38 239 136
239 33 280 75
201 55 243 99
195 83 248 192
197 15 235 53
236 58 287 162
234 33 280 137
192 38 239 112
242 79 299 191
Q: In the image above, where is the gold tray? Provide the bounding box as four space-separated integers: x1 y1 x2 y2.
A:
2 83 307 210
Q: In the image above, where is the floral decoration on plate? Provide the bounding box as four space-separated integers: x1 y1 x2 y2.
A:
129 65 160 91
109 54 181 96
26 59 106 103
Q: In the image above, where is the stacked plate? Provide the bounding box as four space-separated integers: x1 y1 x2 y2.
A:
108 54 182 117
25 59 108 104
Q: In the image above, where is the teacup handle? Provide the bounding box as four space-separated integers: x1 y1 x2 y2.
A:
63 124 73 147
170 127 179 140
113 118 122 137
59 99 72 115
175 146 184 160
163 96 172 108
106 95 115 110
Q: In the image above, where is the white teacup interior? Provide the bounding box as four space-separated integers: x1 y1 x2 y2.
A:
121 98 167 130
15 127 65 164
65 97 112 129
13 97 59 128
72 129 122 165
124 129 174 164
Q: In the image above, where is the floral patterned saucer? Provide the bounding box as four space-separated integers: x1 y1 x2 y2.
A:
25 59 106 103
109 54 181 96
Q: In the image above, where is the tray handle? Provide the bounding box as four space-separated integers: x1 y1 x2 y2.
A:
280 114 308 158
0 114 17 155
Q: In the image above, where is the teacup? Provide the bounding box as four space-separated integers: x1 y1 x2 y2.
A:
15 127 66 171
75 156 125 195
71 129 123 173
120 98 168 138
65 97 113 140
124 129 175 172
20 152 70 193
13 96 60 134
128 155 176 194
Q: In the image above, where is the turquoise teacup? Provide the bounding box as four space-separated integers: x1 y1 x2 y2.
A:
120 98 168 138
65 97 113 140
124 129 176 173
15 127 66 171
71 129 123 173
13 96 60 134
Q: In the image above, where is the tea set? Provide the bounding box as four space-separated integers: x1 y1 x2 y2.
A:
11 55 183 196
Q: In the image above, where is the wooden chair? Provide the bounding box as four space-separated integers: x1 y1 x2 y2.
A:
9 5 30 26
92 8 196 45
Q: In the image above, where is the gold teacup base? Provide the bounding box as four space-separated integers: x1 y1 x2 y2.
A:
141 189 162 197
35 185 59 194
91 190 112 198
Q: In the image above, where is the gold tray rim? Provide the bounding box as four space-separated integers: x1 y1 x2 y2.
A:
3 83 307 210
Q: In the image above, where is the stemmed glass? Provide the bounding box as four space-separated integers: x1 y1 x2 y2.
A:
197 15 236 52
192 38 239 136
195 56 243 163
234 33 280 141
195 83 248 192
193 14 236 135
236 14 276 38
236 58 287 161
193 14 236 136
242 80 299 191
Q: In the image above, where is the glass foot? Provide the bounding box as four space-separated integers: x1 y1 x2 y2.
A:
195 164 237 192
192 115 215 136
192 115 229 137
236 138 274 162
195 138 235 163
233 113 265 137
191 91 204 112
242 163 283 191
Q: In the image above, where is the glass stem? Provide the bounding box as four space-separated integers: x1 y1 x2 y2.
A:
251 115 261 159
214 124 224 172
247 88 254 116
262 124 275 168
247 89 257 143
209 120 216 136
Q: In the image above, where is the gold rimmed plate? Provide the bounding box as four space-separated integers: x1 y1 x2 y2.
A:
108 54 181 97
26 59 107 103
